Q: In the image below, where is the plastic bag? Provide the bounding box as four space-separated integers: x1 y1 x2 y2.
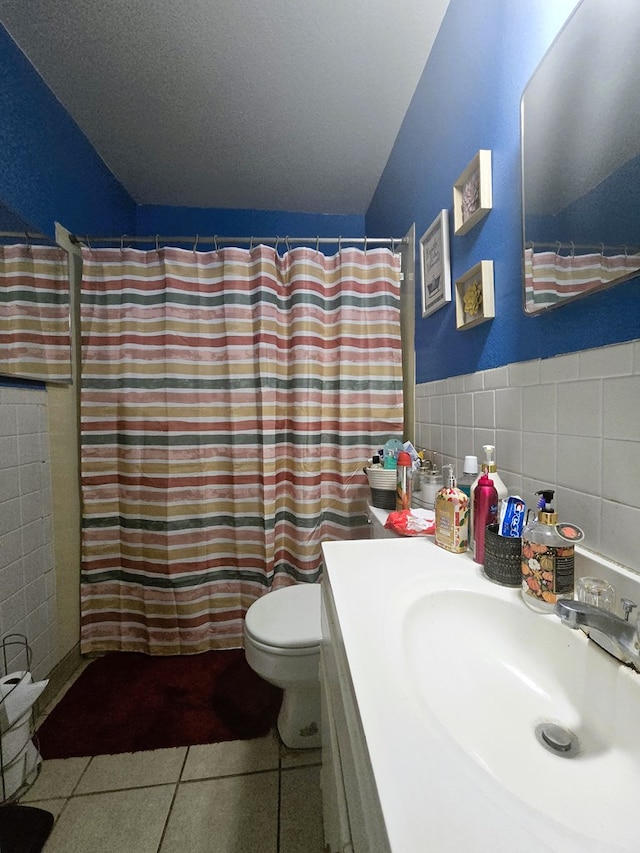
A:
384 509 435 536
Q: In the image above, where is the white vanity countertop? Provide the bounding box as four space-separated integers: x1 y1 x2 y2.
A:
321 536 636 853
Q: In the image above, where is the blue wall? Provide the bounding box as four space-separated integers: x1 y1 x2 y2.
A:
0 25 135 237
366 0 640 383
137 206 364 245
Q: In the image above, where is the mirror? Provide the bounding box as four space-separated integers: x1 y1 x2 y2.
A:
521 0 640 314
0 201 72 383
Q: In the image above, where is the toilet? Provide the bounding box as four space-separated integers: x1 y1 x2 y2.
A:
244 583 322 749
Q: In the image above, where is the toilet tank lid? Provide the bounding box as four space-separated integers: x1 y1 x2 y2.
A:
245 584 322 649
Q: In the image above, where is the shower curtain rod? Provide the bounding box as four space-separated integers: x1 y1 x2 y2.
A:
69 233 408 249
527 240 640 253
0 230 53 240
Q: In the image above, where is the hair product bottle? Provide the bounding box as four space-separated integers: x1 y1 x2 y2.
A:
521 489 576 613
470 445 507 541
472 474 499 564
435 465 469 553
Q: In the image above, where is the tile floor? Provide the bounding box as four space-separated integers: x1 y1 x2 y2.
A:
19 667 325 853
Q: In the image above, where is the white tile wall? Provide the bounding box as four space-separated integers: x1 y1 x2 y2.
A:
0 384 57 679
415 339 640 573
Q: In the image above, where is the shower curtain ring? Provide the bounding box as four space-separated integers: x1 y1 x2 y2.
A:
249 236 254 251
338 236 342 254
570 241 575 257
24 231 31 249
213 235 219 251
155 234 161 251
85 235 92 250
285 236 291 252
364 236 368 254
120 234 128 251
315 236 320 254
193 234 199 252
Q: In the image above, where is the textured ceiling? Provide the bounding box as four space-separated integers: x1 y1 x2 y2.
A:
1 0 450 215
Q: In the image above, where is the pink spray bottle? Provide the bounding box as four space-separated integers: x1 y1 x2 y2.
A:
473 473 498 564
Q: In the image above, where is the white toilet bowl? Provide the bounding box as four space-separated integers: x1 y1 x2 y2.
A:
244 583 322 749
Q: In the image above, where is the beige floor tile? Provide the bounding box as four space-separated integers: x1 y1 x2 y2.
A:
20 756 91 802
75 747 187 793
160 772 278 853
42 785 175 853
280 742 322 768
279 765 325 853
181 731 279 781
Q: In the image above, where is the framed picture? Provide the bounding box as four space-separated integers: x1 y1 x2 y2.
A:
420 210 451 317
453 150 492 236
455 260 495 330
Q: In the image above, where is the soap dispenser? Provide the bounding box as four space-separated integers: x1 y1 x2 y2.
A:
435 465 469 554
520 489 575 613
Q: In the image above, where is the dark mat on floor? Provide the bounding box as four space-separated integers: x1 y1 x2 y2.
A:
36 650 282 759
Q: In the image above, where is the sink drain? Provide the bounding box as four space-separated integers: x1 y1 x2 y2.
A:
535 722 580 758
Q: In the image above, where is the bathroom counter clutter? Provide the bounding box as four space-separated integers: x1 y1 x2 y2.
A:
320 536 640 853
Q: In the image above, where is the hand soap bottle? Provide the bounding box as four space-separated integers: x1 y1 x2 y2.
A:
435 465 469 553
521 489 575 613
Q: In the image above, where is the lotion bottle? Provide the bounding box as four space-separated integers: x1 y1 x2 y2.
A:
521 489 575 613
435 465 469 553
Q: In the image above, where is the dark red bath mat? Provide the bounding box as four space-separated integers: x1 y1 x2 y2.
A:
36 649 282 759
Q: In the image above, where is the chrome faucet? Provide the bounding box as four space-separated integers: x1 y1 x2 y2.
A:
555 599 640 672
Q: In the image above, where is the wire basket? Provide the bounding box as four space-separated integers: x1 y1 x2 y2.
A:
0 634 42 803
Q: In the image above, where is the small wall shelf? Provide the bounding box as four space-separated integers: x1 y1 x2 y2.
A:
455 260 494 330
453 150 492 236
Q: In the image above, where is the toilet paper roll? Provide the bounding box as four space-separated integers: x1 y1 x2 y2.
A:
0 672 48 731
1 711 32 765
1 740 42 802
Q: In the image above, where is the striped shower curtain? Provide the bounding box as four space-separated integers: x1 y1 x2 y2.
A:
79 244 403 654
0 244 70 381
524 247 640 311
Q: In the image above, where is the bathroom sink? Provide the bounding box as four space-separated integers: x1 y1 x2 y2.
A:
389 570 640 850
